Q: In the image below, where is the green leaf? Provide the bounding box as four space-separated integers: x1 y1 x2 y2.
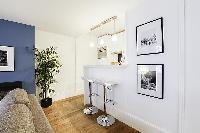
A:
34 46 61 99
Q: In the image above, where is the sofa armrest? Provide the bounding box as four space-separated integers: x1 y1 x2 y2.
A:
28 94 54 133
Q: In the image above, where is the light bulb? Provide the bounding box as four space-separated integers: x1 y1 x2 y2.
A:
89 42 94 47
112 34 118 42
99 39 104 45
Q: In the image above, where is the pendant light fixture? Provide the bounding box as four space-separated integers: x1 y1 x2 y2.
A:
112 19 118 42
99 23 105 46
89 31 95 48
99 38 105 45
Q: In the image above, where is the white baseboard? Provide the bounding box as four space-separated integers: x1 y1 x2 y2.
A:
106 107 170 133
75 89 84 95
52 89 84 102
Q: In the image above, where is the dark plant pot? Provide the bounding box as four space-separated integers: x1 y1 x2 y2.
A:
41 98 52 108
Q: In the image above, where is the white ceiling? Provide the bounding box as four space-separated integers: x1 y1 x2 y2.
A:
0 0 136 37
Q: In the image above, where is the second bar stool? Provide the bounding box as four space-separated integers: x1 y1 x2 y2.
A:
96 81 117 127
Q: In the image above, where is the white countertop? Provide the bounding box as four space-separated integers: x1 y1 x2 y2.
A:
82 76 118 86
84 64 128 69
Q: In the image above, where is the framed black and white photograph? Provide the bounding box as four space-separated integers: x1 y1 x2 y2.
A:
137 64 164 99
136 17 164 56
0 46 14 71
97 46 107 59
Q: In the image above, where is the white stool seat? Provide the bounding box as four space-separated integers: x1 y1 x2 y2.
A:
81 77 94 83
104 81 118 86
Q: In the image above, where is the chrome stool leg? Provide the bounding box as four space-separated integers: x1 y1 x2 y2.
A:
83 81 98 115
97 85 115 126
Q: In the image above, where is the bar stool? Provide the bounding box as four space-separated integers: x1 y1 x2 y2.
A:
96 81 117 127
82 77 98 115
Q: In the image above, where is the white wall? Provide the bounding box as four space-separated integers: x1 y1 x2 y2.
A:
84 0 181 132
35 30 76 101
184 0 200 132
75 34 98 93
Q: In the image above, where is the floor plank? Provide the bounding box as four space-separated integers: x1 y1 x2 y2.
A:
43 95 140 133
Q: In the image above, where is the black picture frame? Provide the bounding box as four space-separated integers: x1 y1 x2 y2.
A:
137 64 164 99
136 17 164 56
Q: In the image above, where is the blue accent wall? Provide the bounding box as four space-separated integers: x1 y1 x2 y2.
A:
0 19 35 94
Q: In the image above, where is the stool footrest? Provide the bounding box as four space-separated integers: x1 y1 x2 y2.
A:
105 99 116 105
83 106 98 115
89 93 99 97
105 99 113 103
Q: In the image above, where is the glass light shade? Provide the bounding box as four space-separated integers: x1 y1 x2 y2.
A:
99 39 104 45
112 35 118 42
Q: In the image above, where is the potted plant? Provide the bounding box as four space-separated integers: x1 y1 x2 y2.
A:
34 46 61 108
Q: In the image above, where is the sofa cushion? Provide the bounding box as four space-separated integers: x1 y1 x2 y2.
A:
0 103 36 133
28 94 54 133
1 88 30 107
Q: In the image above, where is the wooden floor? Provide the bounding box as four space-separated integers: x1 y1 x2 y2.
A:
43 95 140 133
